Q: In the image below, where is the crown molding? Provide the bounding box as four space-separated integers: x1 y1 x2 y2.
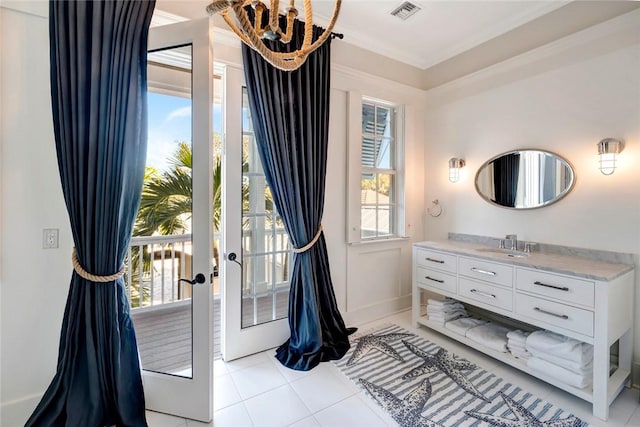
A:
423 8 640 105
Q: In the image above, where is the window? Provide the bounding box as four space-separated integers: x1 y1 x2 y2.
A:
347 93 405 243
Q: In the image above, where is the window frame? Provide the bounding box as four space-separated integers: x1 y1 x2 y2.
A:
347 91 406 244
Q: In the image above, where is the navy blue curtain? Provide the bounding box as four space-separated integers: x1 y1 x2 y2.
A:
26 1 155 425
242 20 353 371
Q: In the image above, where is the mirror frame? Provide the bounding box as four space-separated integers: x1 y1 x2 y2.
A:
474 148 576 210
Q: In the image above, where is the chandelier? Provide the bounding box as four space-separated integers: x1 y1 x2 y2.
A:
206 0 341 71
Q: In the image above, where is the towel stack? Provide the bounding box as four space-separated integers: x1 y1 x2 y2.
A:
506 330 530 360
465 322 511 353
445 317 487 336
426 298 467 325
525 330 593 389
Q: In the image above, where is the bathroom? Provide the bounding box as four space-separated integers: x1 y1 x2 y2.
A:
1 1 639 425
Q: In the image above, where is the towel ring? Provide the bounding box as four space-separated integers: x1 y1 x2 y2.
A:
428 199 442 217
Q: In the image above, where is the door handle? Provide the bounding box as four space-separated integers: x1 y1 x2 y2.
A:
227 252 242 267
179 273 207 285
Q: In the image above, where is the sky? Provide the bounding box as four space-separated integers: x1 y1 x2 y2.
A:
147 91 223 172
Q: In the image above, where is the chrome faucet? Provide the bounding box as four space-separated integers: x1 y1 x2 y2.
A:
505 234 518 251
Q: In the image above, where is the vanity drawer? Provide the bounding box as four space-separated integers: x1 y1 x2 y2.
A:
416 267 457 294
415 248 457 274
516 269 595 308
515 293 594 337
459 257 513 287
459 277 513 311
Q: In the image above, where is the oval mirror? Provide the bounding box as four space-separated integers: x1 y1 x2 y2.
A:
475 149 575 209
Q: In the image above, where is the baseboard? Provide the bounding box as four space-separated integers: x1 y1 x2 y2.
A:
343 295 412 327
1 393 41 427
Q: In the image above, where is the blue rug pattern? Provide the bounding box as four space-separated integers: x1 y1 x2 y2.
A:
334 324 588 427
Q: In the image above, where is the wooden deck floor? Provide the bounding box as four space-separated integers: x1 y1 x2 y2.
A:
131 292 288 374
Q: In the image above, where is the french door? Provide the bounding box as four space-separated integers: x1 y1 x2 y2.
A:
135 18 213 422
221 65 290 360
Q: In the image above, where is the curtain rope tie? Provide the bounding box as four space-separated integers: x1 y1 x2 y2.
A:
72 248 127 282
292 225 323 254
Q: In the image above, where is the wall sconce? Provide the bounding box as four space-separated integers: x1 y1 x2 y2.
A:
449 157 465 183
597 138 624 175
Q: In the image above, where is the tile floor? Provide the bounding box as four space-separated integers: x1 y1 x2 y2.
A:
146 310 640 427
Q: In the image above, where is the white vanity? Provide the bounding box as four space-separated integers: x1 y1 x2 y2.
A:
412 239 635 420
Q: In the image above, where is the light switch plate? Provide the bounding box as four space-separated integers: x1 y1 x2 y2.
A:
43 228 59 249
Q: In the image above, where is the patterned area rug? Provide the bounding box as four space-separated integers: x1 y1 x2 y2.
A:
334 324 588 427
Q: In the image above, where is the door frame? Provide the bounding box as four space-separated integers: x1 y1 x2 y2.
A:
143 18 213 422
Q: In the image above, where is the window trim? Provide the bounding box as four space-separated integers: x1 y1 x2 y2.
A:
346 91 405 244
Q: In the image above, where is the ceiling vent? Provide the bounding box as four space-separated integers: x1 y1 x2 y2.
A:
390 1 421 21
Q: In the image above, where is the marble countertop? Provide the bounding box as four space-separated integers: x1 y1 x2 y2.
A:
414 240 634 281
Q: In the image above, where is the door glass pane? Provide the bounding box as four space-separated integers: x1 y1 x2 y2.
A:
128 44 193 378
213 70 223 360
241 88 290 329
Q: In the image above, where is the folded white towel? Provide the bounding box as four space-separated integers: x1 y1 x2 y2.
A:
429 311 466 322
527 357 592 389
428 306 466 314
526 331 593 364
444 317 488 336
528 348 593 374
427 298 462 307
426 304 465 314
465 322 511 353
426 308 466 317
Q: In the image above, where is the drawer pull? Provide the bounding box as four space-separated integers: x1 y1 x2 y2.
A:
534 307 569 320
533 281 569 292
425 257 445 264
470 289 496 299
470 267 496 276
425 276 444 283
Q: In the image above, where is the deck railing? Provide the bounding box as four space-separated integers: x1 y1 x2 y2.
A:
125 234 197 309
125 229 291 310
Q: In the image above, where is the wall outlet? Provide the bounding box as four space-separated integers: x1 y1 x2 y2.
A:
43 228 59 249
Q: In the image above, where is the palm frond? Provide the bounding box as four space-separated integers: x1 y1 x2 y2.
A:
170 141 192 168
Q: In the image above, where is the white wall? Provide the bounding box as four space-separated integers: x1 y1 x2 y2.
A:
0 4 73 426
423 9 640 373
326 67 426 325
